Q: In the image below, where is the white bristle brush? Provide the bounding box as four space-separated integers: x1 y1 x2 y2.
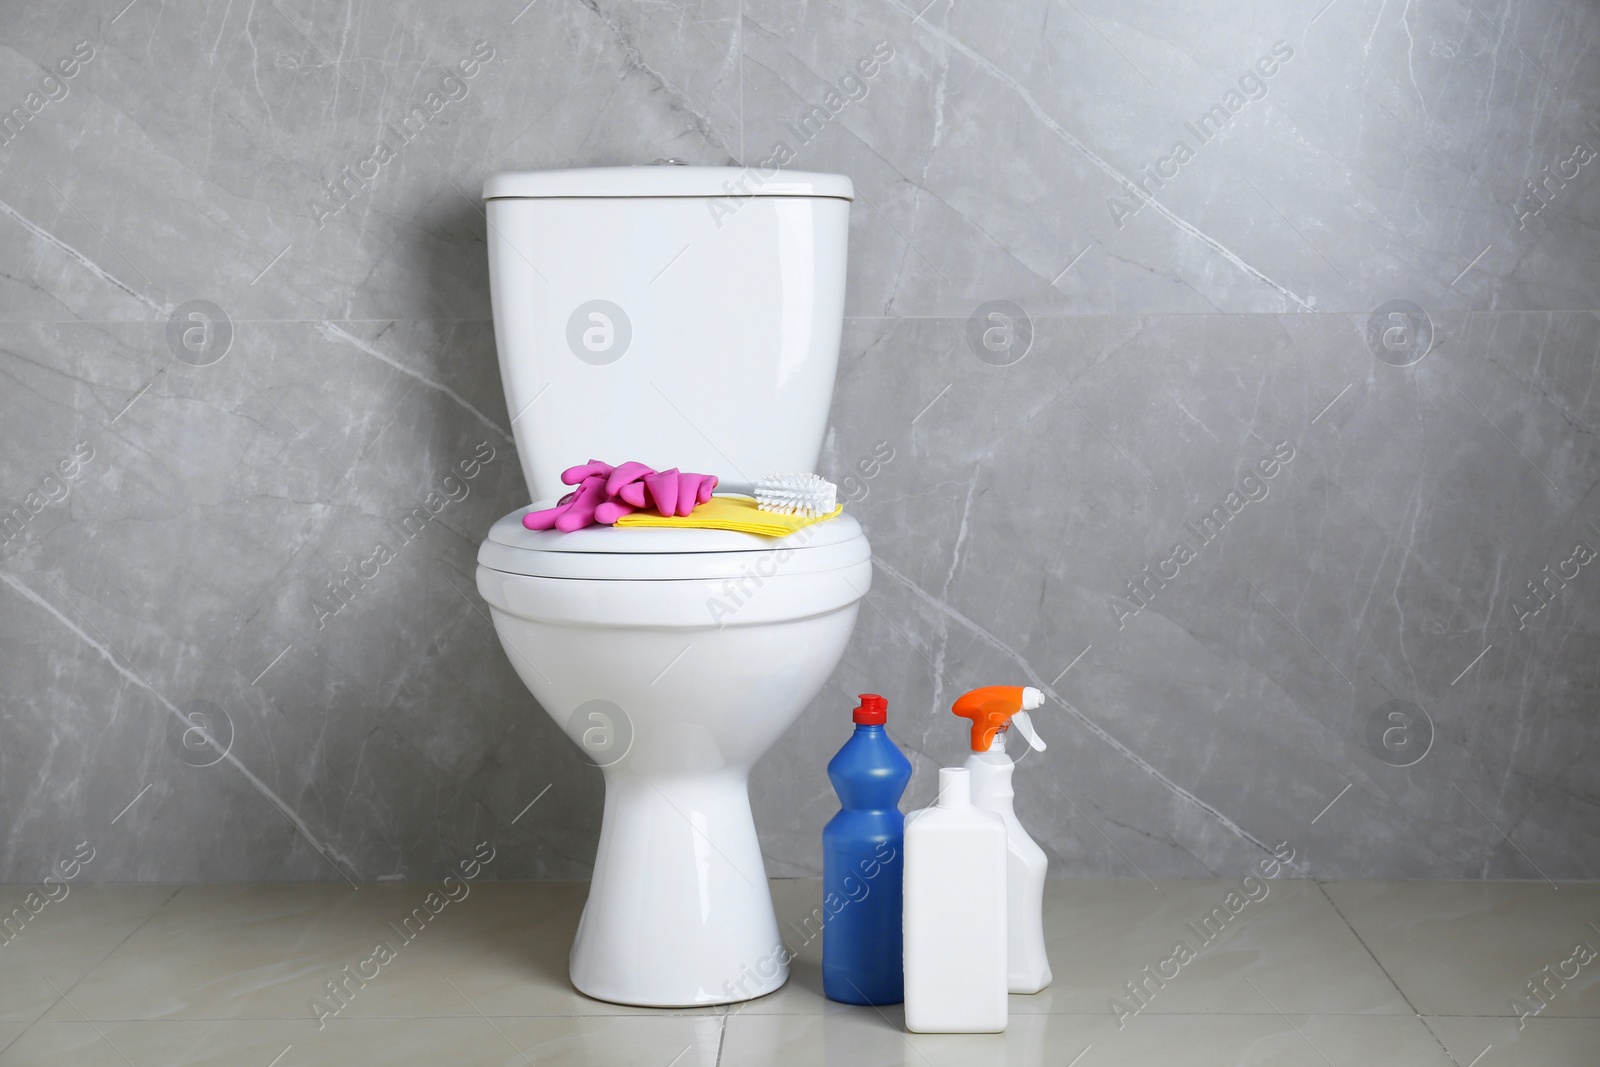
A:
752 473 837 517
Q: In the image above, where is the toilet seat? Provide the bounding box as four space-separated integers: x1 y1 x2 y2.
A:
477 502 870 580
476 503 872 629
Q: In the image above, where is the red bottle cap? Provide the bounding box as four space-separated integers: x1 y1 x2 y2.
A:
853 693 888 725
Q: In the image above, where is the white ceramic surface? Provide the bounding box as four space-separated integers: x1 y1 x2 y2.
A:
475 572 866 1005
483 167 854 200
484 167 851 503
476 167 863 1006
477 505 869 579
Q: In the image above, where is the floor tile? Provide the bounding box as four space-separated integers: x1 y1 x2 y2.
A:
1425 1015 1600 1067
0 1018 509 1066
0 885 178 1023
49 881 726 1022
496 1015 723 1066
1322 881 1600 1017
754 878 1410 1018
720 1009 1454 1067
0 1023 126 1067
40 883 443 1022
0 1015 724 1067
12 875 1593 1067
1026 878 1412 1016
380 881 727 1019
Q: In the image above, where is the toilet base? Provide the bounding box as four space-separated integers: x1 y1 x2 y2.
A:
476 566 870 1007
568 769 790 1007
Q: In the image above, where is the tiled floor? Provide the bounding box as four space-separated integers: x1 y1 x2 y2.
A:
0 878 1594 1065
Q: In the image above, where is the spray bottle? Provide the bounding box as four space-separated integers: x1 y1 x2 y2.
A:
952 685 1053 994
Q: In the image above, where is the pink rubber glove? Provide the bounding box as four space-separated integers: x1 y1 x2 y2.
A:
523 473 607 530
594 499 636 524
605 461 655 497
562 459 615 485
644 469 680 515
676 474 702 516
554 474 609 531
523 461 719 530
599 461 657 522
673 472 717 515
522 495 573 530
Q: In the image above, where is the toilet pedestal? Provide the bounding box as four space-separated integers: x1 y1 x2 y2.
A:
569 768 787 1006
476 531 869 1007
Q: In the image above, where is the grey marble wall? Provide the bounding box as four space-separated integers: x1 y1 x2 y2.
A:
1 0 1596 884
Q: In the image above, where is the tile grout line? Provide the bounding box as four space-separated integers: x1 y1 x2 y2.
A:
0 884 185 1054
1416 1015 1469 1067
1311 882 1420 1012
1313 881 1462 1066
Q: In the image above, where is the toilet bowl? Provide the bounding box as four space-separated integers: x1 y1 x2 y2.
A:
477 508 870 1005
476 166 865 1006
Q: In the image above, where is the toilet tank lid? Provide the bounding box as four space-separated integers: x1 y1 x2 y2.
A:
482 167 854 201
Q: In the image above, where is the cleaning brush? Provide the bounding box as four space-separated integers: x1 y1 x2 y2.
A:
754 472 838 517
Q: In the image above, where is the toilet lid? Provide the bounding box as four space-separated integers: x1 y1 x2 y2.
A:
477 503 870 580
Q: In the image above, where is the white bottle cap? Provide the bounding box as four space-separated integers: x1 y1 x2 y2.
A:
936 767 971 808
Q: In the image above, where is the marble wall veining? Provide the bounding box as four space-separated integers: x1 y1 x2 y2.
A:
0 0 1596 884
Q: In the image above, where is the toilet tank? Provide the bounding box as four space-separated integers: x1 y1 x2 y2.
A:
483 166 854 503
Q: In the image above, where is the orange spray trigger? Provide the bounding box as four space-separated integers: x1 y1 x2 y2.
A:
952 686 1046 753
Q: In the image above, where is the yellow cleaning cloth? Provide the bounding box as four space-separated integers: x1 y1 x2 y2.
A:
613 494 843 537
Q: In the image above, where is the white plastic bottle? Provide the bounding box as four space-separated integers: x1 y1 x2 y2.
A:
955 686 1052 994
903 766 1008 1033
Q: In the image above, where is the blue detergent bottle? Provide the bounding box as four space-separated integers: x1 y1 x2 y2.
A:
822 693 913 1005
